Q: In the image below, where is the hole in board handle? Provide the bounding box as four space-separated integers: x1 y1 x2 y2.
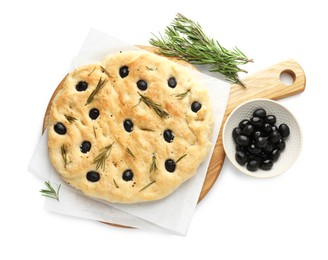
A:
280 70 296 86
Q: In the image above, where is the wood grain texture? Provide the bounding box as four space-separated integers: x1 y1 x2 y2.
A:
198 59 306 202
43 53 306 204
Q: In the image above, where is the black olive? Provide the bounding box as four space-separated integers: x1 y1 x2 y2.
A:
239 119 250 129
260 159 273 170
261 123 272 135
122 169 134 181
137 80 148 91
191 101 202 112
165 159 176 172
258 152 267 159
271 125 278 132
232 127 242 142
253 131 262 138
86 171 100 182
264 142 274 153
235 151 247 165
236 144 247 152
269 130 281 143
279 124 290 138
248 143 261 154
89 108 100 120
242 124 255 137
253 108 267 118
250 116 263 128
264 115 276 125
276 138 286 151
167 77 177 88
271 149 281 162
163 129 174 143
76 81 88 91
255 136 268 148
123 119 134 132
80 141 91 153
246 153 257 162
236 135 250 146
247 159 259 171
54 122 66 135
119 66 129 78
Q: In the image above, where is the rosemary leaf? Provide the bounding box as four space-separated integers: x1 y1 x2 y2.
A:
41 195 57 200
93 142 115 170
140 127 155 132
100 66 112 78
146 66 158 71
61 144 67 167
40 181 61 201
85 77 108 106
138 92 169 118
176 154 187 164
64 115 77 123
88 66 96 76
132 99 142 108
113 178 119 188
126 147 136 158
139 180 156 192
93 126 97 139
173 89 190 100
150 153 157 173
149 13 252 86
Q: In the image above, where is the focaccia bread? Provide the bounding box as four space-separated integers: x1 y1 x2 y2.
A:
47 50 213 203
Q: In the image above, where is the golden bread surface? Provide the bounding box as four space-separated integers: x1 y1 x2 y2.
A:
48 50 213 203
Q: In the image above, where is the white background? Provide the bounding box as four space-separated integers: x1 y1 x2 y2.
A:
1 0 327 259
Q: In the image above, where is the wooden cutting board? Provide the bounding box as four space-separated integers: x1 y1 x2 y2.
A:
43 50 306 205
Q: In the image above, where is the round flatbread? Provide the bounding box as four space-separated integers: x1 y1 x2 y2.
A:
47 50 213 203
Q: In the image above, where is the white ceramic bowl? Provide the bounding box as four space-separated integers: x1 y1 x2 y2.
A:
222 98 302 178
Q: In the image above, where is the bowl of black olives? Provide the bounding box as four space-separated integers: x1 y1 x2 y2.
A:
222 98 302 178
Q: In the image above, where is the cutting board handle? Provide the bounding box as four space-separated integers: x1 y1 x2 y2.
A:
226 59 306 114
199 59 306 202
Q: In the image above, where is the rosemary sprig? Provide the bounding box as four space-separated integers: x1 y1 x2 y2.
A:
126 147 136 158
88 66 96 76
176 154 187 164
173 89 190 100
40 181 61 201
64 115 77 123
137 92 169 118
85 77 108 106
150 13 253 87
100 65 112 78
113 178 119 188
150 153 157 173
93 142 115 170
139 180 156 192
61 144 67 167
